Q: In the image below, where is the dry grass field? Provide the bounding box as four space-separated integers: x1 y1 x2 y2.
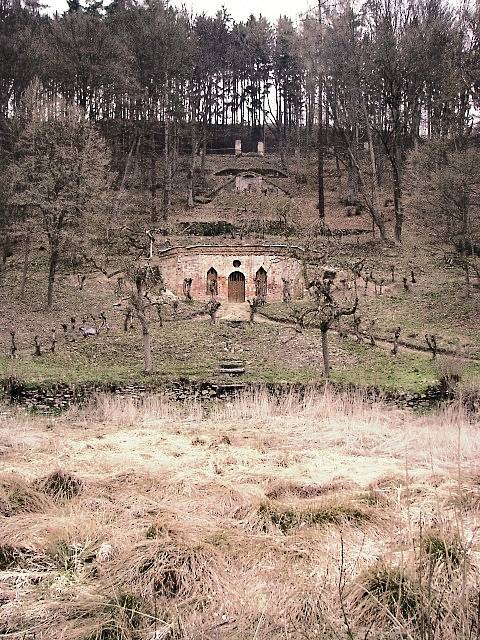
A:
1 389 479 639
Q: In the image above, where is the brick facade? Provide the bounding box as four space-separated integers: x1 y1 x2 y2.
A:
156 244 305 302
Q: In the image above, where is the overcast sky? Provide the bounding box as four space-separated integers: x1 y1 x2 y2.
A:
44 0 315 22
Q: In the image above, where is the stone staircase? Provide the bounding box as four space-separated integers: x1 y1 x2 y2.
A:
218 360 246 376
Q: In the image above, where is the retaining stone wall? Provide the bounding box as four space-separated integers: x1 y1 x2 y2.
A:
2 378 478 414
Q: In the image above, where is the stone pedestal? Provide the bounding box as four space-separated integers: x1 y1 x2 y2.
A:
235 139 242 156
257 141 265 156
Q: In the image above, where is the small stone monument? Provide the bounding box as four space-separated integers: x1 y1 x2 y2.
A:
257 141 265 156
235 139 242 156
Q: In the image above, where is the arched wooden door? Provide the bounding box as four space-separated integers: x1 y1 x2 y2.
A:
228 271 245 302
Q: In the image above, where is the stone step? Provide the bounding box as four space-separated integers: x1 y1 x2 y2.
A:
218 360 246 375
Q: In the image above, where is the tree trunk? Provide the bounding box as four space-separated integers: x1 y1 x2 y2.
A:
391 106 404 244
163 77 171 221
108 132 139 233
321 327 330 378
392 148 404 243
1 238 7 263
346 146 389 243
0 233 11 283
361 97 380 189
463 257 471 299
19 232 31 300
317 85 325 220
317 0 325 221
187 116 197 208
136 302 152 373
346 157 359 201
150 127 157 223
47 242 59 309
361 96 385 235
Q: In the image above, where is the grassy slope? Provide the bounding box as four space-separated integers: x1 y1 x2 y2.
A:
2 236 479 393
1 155 479 393
4 315 462 392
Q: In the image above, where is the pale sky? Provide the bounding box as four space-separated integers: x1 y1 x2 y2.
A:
44 0 314 22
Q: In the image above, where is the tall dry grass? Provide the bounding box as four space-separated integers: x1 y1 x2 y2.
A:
0 389 479 639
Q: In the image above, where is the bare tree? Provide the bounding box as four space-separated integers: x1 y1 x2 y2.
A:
121 264 166 374
298 278 358 377
10 331 17 358
206 298 221 324
407 141 480 296
425 334 438 360
8 98 112 308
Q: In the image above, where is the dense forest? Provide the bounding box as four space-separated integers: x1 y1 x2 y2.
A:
1 0 479 289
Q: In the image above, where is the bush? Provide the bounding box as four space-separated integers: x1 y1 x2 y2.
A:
351 563 421 625
35 470 83 502
258 500 370 534
422 530 465 568
87 592 151 640
0 473 53 516
436 356 464 395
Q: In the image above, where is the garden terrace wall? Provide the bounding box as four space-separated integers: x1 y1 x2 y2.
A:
3 378 476 413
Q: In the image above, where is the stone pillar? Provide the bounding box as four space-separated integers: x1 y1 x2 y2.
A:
235 139 242 156
257 141 265 156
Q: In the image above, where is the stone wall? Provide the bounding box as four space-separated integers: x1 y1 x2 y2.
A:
231 174 284 196
4 378 477 414
157 245 305 302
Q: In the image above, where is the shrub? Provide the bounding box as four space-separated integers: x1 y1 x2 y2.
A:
47 539 97 572
87 592 150 640
258 500 370 534
0 473 52 516
35 470 83 502
351 563 421 625
436 356 464 395
422 530 465 568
